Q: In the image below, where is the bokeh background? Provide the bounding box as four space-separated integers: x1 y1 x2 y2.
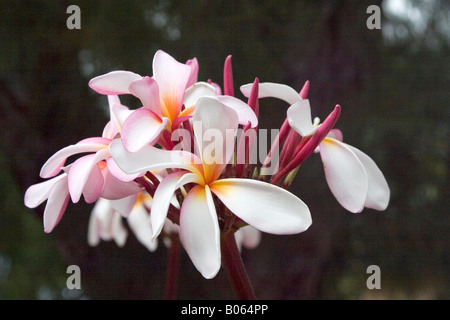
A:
0 0 449 299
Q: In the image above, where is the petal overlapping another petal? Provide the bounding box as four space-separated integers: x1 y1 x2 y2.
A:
346 145 390 211
109 139 203 176
40 138 110 179
121 108 168 152
150 171 203 240
287 99 319 137
319 138 369 213
179 185 221 279
153 50 192 122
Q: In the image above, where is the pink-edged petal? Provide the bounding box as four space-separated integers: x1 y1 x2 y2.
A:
88 71 142 95
107 157 142 182
287 99 318 137
100 167 143 200
210 178 312 235
193 96 239 183
110 101 133 132
121 108 168 152
128 76 161 117
67 149 110 203
109 139 203 176
153 50 192 121
24 174 67 208
319 138 369 213
179 185 221 279
102 121 118 140
346 145 390 211
186 57 199 88
127 204 158 252
43 176 70 233
215 95 258 128
40 138 110 178
183 81 216 109
240 82 301 105
82 162 104 204
151 171 203 239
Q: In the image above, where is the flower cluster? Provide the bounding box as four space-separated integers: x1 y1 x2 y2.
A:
24 50 390 280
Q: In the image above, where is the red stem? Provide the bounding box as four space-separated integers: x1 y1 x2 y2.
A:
221 232 257 300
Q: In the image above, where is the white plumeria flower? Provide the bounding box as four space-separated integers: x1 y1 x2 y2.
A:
242 82 390 213
317 129 390 213
88 193 158 252
109 96 312 279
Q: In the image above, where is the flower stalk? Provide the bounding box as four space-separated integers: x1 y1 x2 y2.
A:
220 231 257 300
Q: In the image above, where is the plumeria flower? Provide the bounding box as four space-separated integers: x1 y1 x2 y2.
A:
24 172 70 233
109 96 312 278
242 82 390 213
315 129 390 213
88 193 158 252
24 96 143 233
89 50 258 152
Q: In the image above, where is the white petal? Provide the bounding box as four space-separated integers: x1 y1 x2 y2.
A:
215 95 258 128
151 171 202 239
110 101 133 132
153 50 192 120
40 138 110 178
43 176 70 233
106 157 142 183
210 178 312 234
193 96 239 183
24 174 67 208
109 194 137 217
127 204 158 252
347 145 390 211
109 138 203 176
121 108 168 152
240 82 301 105
67 149 110 203
128 76 162 117
287 99 318 137
89 71 142 95
183 81 216 109
111 212 128 247
319 138 369 213
179 185 221 279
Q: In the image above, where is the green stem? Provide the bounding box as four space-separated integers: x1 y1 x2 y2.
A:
221 232 257 300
